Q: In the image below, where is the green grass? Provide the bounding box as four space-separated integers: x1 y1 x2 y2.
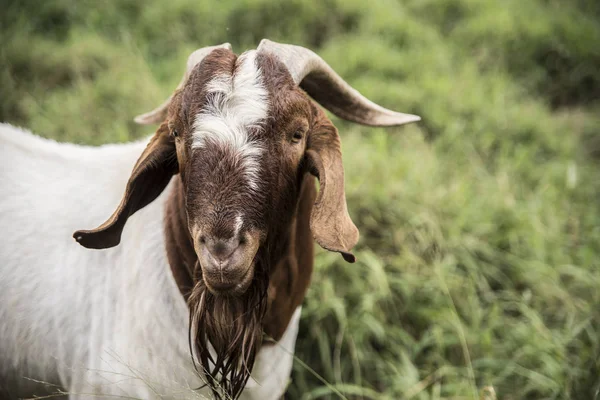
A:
2 0 600 398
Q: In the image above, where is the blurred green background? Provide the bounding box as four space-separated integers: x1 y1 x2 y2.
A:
2 0 600 398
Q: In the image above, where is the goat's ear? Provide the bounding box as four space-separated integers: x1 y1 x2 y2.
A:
306 112 359 263
73 124 178 249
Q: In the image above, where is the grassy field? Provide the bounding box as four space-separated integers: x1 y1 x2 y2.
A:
2 0 600 398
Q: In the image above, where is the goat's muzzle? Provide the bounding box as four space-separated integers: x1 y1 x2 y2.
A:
194 230 260 296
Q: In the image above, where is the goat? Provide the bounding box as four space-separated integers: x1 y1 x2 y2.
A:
0 40 420 399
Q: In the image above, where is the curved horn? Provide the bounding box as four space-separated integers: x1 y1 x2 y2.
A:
134 43 233 125
257 39 420 127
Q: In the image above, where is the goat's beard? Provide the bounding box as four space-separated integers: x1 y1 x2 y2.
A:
187 263 268 400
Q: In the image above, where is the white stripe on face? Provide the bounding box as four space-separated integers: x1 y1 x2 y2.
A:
192 51 269 192
234 214 243 237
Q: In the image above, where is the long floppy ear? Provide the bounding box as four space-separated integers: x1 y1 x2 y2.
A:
306 110 359 263
73 124 178 249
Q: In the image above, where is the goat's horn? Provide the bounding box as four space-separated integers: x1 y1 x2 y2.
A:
257 39 420 127
134 43 233 125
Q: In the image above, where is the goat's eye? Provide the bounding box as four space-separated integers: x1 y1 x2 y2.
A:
171 129 179 138
292 130 304 143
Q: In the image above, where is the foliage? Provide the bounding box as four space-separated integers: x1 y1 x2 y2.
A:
2 0 600 398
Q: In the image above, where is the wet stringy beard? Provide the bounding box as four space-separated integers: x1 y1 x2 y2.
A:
187 264 269 400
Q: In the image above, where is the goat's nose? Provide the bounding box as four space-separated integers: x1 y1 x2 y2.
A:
203 236 240 264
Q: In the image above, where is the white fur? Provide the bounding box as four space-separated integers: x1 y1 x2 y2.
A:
0 123 299 400
234 214 244 237
192 51 269 192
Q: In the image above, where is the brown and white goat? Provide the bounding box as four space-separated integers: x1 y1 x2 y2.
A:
0 40 419 399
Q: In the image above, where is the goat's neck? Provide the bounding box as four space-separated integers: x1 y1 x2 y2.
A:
163 176 196 298
163 175 315 341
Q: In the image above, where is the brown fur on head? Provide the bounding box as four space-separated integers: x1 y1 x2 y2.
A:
73 41 419 399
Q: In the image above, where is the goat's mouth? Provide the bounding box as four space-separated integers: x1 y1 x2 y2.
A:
203 263 255 296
